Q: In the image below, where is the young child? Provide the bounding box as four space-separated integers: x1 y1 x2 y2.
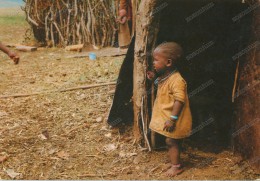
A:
0 42 19 64
117 9 131 48
147 42 192 177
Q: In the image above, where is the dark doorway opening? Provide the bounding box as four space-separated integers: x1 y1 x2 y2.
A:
151 0 253 149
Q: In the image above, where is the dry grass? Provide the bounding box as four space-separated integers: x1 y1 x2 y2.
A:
0 7 28 44
0 7 24 16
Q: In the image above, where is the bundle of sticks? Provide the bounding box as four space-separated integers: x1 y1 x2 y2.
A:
23 0 118 47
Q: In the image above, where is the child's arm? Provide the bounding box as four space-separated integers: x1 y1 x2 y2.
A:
116 16 122 23
0 42 12 55
171 101 184 117
0 42 19 64
163 101 184 132
118 16 127 24
163 77 187 132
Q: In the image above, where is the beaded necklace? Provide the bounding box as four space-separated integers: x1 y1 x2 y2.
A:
154 69 177 86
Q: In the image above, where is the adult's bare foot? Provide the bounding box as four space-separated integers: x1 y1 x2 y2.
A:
165 165 183 177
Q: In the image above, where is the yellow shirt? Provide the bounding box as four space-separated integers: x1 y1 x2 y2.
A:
149 71 192 139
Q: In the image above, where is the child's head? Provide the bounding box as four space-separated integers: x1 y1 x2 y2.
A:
119 9 127 17
152 42 183 76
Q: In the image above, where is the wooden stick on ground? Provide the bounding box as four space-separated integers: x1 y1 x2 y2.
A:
85 155 104 159
0 82 116 99
58 82 116 92
141 96 152 151
16 45 37 52
65 44 84 51
78 173 115 178
232 60 240 102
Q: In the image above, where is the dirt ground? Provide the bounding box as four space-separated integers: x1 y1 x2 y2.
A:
0 8 259 180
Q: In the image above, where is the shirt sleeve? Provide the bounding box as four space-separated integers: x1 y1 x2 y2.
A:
171 77 187 103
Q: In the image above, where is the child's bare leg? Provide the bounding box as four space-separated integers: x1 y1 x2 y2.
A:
165 138 183 177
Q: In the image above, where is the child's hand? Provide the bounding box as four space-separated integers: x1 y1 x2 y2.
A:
147 71 155 80
116 16 124 22
120 17 127 24
8 52 19 64
116 17 121 23
117 16 127 24
163 120 176 132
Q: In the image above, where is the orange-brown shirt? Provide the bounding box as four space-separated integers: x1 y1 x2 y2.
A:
149 71 192 139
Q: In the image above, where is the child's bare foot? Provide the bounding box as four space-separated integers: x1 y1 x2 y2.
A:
165 164 183 177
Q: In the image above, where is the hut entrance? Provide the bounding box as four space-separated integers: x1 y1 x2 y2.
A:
109 0 259 169
151 0 253 148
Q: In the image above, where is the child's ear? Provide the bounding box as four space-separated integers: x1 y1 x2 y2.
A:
166 59 173 67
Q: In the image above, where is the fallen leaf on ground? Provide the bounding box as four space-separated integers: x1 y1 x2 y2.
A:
42 130 49 139
119 152 126 158
48 148 58 155
39 134 48 140
104 144 117 152
101 126 108 131
105 133 112 138
161 163 172 171
133 155 142 164
139 147 148 151
5 169 20 179
57 151 69 159
0 111 8 117
129 153 137 156
119 152 137 158
96 117 103 123
90 124 98 128
0 156 8 163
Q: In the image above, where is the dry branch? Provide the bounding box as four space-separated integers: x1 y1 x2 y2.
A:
78 173 115 178
15 45 37 52
0 82 116 99
65 44 84 51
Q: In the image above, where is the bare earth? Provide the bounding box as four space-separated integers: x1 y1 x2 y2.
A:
0 8 259 180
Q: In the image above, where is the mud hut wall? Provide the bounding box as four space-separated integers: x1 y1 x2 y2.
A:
133 1 259 169
234 1 260 170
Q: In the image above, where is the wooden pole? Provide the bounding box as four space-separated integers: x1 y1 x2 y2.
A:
133 0 160 143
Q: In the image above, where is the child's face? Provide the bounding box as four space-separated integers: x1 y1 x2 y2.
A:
119 10 127 17
153 52 172 76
